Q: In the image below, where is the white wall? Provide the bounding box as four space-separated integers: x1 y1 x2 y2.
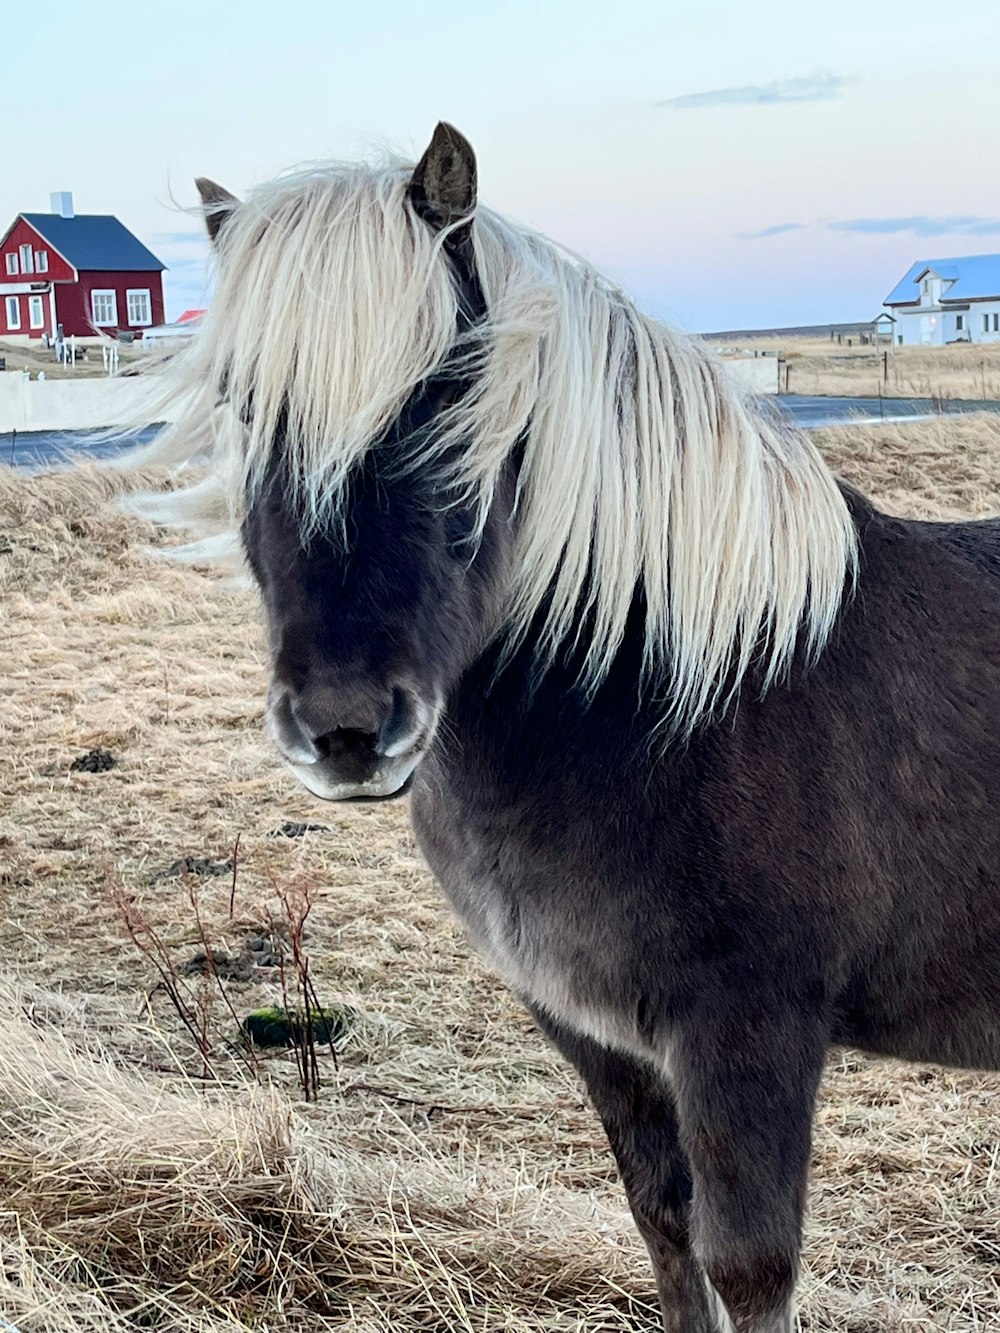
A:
967 302 1000 343
942 310 965 343
0 376 177 433
2 356 779 436
892 303 1000 346
894 309 944 346
722 356 779 395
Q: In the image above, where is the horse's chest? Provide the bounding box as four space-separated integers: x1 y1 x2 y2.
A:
411 779 660 1063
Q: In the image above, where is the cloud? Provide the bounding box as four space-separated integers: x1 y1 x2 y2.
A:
656 72 847 111
734 215 1000 243
737 222 805 240
829 215 1000 237
153 229 207 246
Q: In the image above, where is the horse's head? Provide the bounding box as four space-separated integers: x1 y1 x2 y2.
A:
200 126 514 800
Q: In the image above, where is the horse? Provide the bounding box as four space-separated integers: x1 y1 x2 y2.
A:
130 123 1000 1332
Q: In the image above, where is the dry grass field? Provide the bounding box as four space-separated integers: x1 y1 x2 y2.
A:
723 337 1000 401
1 414 999 1332
0 338 143 381
7 331 1000 399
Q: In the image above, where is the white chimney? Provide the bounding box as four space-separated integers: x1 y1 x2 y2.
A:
50 191 74 219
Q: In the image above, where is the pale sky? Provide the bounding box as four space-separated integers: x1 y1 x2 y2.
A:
9 1 1000 330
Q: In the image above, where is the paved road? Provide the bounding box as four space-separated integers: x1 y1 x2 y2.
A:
5 397 1000 470
2 426 160 470
773 394 1000 428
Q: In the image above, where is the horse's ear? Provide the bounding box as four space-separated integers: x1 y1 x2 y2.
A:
408 123 477 232
195 178 239 245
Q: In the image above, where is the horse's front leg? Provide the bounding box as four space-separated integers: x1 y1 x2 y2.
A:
530 1008 721 1333
670 997 829 1333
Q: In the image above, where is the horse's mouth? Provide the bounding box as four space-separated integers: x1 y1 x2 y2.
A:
342 769 416 802
286 750 423 803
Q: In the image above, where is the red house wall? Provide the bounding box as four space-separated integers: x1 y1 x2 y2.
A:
54 270 165 338
1 217 75 284
0 217 76 337
1 217 165 338
1 291 52 336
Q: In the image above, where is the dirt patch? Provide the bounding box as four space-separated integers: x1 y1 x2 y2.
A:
69 746 117 772
155 854 233 879
269 820 329 838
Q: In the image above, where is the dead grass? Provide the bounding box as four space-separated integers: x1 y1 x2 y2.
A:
728 335 1000 400
0 338 145 381
815 411 1000 520
0 417 999 1330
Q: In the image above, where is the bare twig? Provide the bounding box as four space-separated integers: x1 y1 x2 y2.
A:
186 881 260 1083
262 866 338 1101
228 832 241 920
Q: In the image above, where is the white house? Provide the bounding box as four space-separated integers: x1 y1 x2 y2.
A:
884 254 1000 345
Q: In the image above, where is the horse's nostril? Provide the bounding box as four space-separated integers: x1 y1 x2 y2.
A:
273 682 427 773
313 727 380 765
378 686 417 757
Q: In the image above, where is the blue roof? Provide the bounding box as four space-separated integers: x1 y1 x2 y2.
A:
20 213 165 272
885 253 1000 305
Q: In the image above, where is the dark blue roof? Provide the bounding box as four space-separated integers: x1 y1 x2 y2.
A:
885 254 1000 305
20 213 165 272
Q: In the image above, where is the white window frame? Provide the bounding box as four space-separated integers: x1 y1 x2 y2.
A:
956 314 965 331
90 289 118 328
34 250 48 273
28 295 45 330
5 296 21 330
4 253 17 276
984 313 991 333
125 288 152 326
18 243 33 275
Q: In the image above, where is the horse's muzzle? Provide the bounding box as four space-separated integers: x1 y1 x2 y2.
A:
266 682 438 801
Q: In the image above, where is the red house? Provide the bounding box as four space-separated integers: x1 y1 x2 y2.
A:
0 192 166 342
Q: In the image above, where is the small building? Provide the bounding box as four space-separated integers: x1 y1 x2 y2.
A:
884 254 1000 345
0 192 166 343
143 309 205 349
871 312 896 345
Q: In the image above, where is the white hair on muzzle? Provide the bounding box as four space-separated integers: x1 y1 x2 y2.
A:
124 155 857 737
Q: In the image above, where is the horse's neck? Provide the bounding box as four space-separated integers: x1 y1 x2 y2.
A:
452 594 661 773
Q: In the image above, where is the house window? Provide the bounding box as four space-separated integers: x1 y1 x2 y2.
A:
28 295 44 329
993 313 999 333
956 315 965 331
126 288 151 326
91 289 118 327
984 314 991 333
4 253 17 276
34 250 48 273
18 243 33 275
5 296 20 330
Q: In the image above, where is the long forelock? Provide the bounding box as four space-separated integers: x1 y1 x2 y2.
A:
126 155 857 738
137 160 463 531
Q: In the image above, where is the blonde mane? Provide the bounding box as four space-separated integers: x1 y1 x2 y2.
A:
130 155 857 735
